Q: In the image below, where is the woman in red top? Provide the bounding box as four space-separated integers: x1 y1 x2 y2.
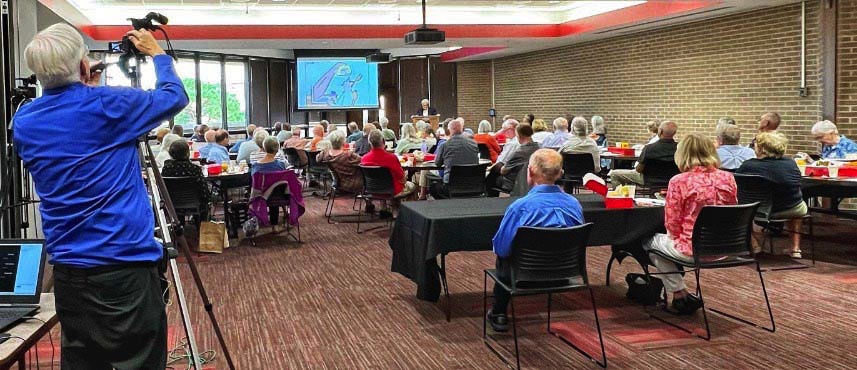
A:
643 133 737 315
473 120 501 163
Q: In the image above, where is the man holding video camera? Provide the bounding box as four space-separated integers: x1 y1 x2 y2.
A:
13 23 188 368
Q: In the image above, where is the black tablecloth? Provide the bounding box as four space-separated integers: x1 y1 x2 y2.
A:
389 194 665 301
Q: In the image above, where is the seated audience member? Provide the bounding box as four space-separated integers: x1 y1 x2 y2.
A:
643 133 737 315
395 122 423 155
590 115 607 147
205 130 231 165
560 116 601 173
646 120 660 144
736 132 806 258
496 119 524 163
808 120 857 159
474 120 501 162
277 123 292 143
541 117 571 148
307 124 326 151
198 129 218 159
318 131 363 194
749 112 780 149
238 127 267 162
171 124 184 137
190 124 208 142
379 117 397 141
252 137 288 176
495 119 517 141
346 122 362 143
716 125 755 170
429 119 480 199
162 140 212 221
283 127 309 166
354 123 376 156
610 120 678 187
486 149 585 332
230 124 257 153
486 124 539 196
531 119 551 144
361 130 416 215
156 133 182 168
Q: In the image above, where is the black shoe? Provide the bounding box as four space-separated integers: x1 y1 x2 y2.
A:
671 294 703 316
486 309 509 332
379 209 393 219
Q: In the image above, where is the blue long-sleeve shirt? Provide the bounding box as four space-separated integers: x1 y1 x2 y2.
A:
492 185 585 258
13 54 189 267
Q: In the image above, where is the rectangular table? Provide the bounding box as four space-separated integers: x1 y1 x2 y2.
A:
800 176 857 220
389 194 665 302
0 294 57 370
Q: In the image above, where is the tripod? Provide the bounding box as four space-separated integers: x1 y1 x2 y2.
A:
141 140 236 370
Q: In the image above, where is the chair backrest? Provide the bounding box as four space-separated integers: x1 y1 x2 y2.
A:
561 152 595 180
359 165 395 196
447 163 489 198
283 147 304 167
733 173 774 219
508 224 594 288
690 203 760 265
477 143 491 160
642 159 680 187
163 176 204 211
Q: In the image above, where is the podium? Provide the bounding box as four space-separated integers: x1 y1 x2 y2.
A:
411 115 441 131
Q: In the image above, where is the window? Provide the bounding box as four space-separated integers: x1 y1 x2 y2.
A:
173 58 197 131
225 61 248 127
199 60 223 129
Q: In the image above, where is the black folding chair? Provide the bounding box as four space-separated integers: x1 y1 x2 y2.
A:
556 152 595 193
644 203 775 341
356 165 407 233
734 174 814 269
638 159 680 197
483 224 605 369
447 163 490 198
477 143 491 160
163 176 208 229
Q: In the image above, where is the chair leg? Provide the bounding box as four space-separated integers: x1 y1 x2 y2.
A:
440 254 451 322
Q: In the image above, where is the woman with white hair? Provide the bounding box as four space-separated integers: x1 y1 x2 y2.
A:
560 116 601 173
396 122 423 155
473 120 501 162
590 115 607 147
808 120 857 159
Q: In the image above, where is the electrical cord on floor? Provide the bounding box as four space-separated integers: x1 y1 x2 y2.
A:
167 337 217 370
22 317 53 370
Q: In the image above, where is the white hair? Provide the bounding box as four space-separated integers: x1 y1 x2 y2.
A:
811 120 838 136
478 120 492 134
25 23 87 89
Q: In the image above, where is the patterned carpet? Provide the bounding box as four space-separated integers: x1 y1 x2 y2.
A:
37 193 857 369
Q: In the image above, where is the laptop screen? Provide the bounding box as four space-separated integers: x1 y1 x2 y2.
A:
0 241 45 301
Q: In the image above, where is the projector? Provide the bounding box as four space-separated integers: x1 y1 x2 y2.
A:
404 28 445 45
366 52 392 63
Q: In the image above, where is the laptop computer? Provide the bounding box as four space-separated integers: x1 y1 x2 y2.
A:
0 240 46 332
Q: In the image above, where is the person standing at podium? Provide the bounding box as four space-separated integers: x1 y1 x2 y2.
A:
414 98 437 116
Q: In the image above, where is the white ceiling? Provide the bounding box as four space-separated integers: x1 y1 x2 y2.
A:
54 0 801 60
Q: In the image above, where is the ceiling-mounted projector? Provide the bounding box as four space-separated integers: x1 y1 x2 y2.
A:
405 28 445 45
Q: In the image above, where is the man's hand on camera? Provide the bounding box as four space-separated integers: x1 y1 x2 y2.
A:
125 29 166 57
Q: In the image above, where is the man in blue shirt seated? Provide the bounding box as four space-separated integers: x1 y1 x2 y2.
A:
486 149 585 332
229 124 256 153
13 24 188 368
206 130 231 164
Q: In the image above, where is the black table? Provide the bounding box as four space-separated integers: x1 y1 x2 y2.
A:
389 194 665 302
800 176 857 220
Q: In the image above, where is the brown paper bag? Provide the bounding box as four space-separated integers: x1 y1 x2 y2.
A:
198 221 227 253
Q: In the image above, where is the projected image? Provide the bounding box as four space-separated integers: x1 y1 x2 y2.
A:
297 58 380 110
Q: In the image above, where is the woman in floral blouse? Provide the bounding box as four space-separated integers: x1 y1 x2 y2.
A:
643 133 737 315
162 140 213 221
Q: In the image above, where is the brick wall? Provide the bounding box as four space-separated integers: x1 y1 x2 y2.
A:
455 60 493 130
457 3 825 153
839 0 857 138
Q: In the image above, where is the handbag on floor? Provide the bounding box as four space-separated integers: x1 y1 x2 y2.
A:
625 273 665 306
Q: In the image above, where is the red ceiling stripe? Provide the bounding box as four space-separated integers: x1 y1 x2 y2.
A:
79 1 718 41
